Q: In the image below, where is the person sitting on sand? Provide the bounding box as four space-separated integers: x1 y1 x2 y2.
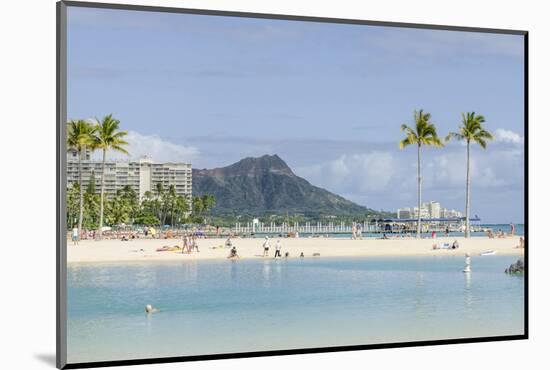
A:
121 235 128 241
300 252 304 258
225 237 233 248
487 229 494 239
452 240 459 249
228 246 239 259
262 236 270 257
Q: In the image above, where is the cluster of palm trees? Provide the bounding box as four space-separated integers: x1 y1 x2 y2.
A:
399 110 493 238
67 114 129 240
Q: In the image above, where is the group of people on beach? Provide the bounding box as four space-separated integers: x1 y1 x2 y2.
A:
261 236 297 259
486 223 516 239
182 234 200 253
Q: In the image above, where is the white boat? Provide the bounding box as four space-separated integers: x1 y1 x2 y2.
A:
480 250 496 256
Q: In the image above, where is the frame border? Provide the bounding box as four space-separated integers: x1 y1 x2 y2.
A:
57 1 528 369
57 1 68 369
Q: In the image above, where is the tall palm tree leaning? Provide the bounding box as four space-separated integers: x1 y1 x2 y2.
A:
446 112 493 238
67 119 96 241
93 114 129 239
399 110 444 238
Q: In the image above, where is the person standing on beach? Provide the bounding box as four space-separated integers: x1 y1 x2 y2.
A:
192 235 199 252
510 222 515 236
274 239 282 258
72 225 79 245
262 236 270 257
182 234 188 254
351 222 357 240
356 223 363 239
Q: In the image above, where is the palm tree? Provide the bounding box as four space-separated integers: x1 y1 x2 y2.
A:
446 112 493 238
93 114 129 239
399 110 444 238
67 119 96 241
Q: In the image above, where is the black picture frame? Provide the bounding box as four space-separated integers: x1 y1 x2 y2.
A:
56 1 529 368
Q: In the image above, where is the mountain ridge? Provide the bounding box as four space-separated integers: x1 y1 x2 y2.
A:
192 154 376 216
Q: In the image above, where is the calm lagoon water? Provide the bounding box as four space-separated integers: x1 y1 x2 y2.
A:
67 255 524 363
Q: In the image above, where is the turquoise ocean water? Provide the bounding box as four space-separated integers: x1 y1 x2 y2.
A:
67 255 524 363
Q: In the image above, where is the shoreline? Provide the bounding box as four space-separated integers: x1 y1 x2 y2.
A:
67 236 524 264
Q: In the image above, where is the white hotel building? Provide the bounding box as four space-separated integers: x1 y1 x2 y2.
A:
66 149 192 201
397 201 462 220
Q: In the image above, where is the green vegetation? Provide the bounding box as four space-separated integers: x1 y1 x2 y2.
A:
66 183 196 230
446 112 493 238
399 110 444 238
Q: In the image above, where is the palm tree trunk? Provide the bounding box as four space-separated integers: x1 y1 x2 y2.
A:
465 141 471 238
417 144 422 238
98 149 106 239
78 148 84 241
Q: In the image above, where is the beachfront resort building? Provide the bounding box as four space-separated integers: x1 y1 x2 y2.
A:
66 151 192 201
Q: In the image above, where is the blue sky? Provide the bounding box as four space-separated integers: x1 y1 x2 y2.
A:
67 7 525 223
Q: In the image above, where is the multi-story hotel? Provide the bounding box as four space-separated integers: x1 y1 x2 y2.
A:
66 149 192 201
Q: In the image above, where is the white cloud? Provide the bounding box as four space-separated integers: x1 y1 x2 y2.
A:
494 129 524 144
100 131 199 163
295 152 395 200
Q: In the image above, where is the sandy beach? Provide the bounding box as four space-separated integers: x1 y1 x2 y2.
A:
67 235 524 263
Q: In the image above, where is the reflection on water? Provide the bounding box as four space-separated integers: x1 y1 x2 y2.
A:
262 261 271 288
67 256 524 363
464 271 473 312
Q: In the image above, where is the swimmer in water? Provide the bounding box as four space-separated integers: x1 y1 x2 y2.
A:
145 304 160 314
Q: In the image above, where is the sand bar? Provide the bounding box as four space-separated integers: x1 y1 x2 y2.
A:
67 236 524 264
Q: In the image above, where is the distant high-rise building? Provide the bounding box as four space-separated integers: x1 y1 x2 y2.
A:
427 201 441 219
412 206 430 219
442 208 463 219
397 202 463 220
